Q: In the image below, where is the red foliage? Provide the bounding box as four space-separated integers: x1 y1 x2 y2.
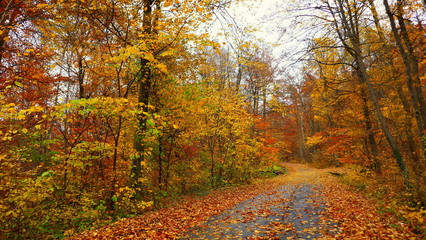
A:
0 0 59 108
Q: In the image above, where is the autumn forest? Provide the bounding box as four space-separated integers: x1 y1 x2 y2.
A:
1 0 425 239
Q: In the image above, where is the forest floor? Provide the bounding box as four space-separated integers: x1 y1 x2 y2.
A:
71 163 420 239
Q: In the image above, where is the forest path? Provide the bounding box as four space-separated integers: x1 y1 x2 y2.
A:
180 163 337 239
73 163 416 239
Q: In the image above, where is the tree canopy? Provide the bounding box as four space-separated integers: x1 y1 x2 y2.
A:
0 0 425 238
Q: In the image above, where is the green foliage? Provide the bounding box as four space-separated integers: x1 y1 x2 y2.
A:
0 76 275 239
258 165 287 178
0 97 139 239
0 0 279 238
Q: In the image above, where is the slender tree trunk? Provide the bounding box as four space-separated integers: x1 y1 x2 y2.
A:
263 87 267 118
253 86 259 115
107 116 122 210
368 0 425 186
355 45 411 189
396 88 425 202
131 0 156 197
132 58 151 196
210 137 216 187
77 55 85 99
296 112 307 161
235 58 243 92
383 0 426 157
158 140 163 190
361 88 380 173
331 0 411 188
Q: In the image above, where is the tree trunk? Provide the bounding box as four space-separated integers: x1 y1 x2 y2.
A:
131 0 156 198
356 55 409 185
361 88 380 173
331 0 411 188
235 59 243 92
383 0 426 157
77 55 85 99
368 0 425 187
132 58 151 197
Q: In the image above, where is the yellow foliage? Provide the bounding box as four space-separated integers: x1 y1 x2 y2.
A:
306 135 325 147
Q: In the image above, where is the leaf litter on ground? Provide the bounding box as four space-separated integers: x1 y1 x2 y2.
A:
70 163 419 239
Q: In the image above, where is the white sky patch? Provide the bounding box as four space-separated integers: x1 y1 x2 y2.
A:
227 0 310 79
202 0 317 81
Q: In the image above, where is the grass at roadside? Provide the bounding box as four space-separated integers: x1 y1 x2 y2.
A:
258 164 287 178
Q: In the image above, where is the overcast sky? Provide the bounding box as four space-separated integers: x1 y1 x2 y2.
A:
227 0 310 77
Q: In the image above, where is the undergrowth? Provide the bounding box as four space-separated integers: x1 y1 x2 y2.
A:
332 165 426 238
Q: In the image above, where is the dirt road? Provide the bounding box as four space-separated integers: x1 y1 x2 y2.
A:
74 163 417 239
181 163 338 239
